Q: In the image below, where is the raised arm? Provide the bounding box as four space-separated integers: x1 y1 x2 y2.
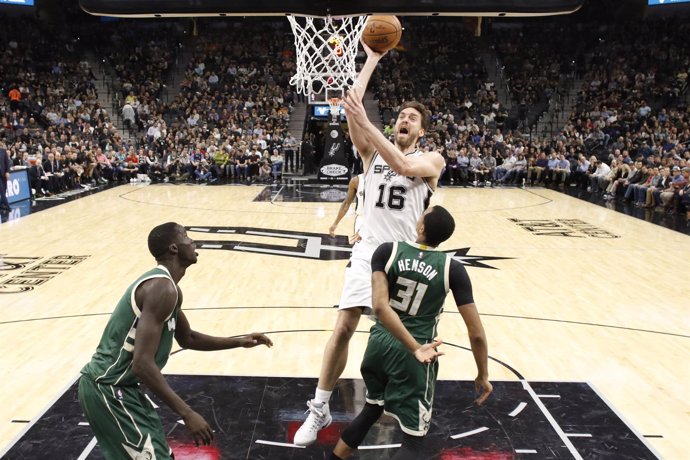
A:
351 41 385 101
174 309 273 351
343 92 445 180
346 43 386 161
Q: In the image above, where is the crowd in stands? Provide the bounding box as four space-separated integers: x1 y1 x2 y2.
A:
2 12 688 220
96 20 301 184
492 21 583 128
373 20 506 137
0 15 130 196
94 20 182 134
372 17 689 217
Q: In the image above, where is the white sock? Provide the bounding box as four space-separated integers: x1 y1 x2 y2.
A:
314 388 332 405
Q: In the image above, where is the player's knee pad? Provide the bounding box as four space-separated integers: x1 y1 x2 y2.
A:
340 403 384 448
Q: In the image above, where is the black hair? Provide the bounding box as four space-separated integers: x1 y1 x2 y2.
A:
400 101 430 132
148 222 181 259
423 206 455 247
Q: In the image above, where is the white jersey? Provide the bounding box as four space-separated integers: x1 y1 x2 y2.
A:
354 151 433 259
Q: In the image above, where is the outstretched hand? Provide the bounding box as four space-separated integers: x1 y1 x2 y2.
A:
413 339 444 364
239 333 273 348
360 39 387 60
342 91 368 126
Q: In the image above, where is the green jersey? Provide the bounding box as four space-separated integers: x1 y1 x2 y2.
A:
81 266 179 386
372 241 451 341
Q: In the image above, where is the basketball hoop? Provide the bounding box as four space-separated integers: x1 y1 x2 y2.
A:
328 97 342 118
287 15 368 98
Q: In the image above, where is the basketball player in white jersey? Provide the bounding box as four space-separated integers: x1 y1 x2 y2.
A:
329 174 364 243
293 42 445 446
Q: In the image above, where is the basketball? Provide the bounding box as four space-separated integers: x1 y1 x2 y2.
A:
362 15 402 53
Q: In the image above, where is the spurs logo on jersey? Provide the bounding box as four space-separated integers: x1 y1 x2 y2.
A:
373 164 414 182
359 151 433 248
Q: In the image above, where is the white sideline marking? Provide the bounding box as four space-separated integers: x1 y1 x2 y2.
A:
359 443 401 449
521 380 583 460
255 440 305 448
76 437 98 460
450 426 489 439
509 401 528 417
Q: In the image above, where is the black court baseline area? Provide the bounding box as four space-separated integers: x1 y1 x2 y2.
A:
0 324 664 460
3 373 660 459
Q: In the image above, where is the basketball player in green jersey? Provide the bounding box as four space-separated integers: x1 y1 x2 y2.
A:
330 206 492 459
79 222 272 459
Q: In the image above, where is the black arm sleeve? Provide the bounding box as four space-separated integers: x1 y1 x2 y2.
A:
449 259 474 306
370 242 394 273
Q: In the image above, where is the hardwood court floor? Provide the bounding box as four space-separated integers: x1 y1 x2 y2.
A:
0 183 688 458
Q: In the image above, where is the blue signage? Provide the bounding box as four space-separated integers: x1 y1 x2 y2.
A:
313 105 345 118
0 0 35 5
6 169 32 204
4 199 31 221
648 0 690 5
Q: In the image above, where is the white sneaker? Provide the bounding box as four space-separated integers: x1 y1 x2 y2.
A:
293 400 332 446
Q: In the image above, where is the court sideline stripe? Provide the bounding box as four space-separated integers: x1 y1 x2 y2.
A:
246 378 271 459
521 380 583 460
0 374 81 458
254 440 304 448
270 185 285 204
588 382 664 458
76 437 98 460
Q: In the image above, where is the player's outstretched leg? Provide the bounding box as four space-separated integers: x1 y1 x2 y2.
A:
294 308 362 446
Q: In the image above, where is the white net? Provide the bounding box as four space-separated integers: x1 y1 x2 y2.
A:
287 15 368 108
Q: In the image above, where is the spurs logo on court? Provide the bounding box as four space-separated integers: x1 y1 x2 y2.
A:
0 255 90 294
185 226 510 268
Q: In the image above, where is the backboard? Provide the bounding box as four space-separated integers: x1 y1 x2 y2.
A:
80 0 584 18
